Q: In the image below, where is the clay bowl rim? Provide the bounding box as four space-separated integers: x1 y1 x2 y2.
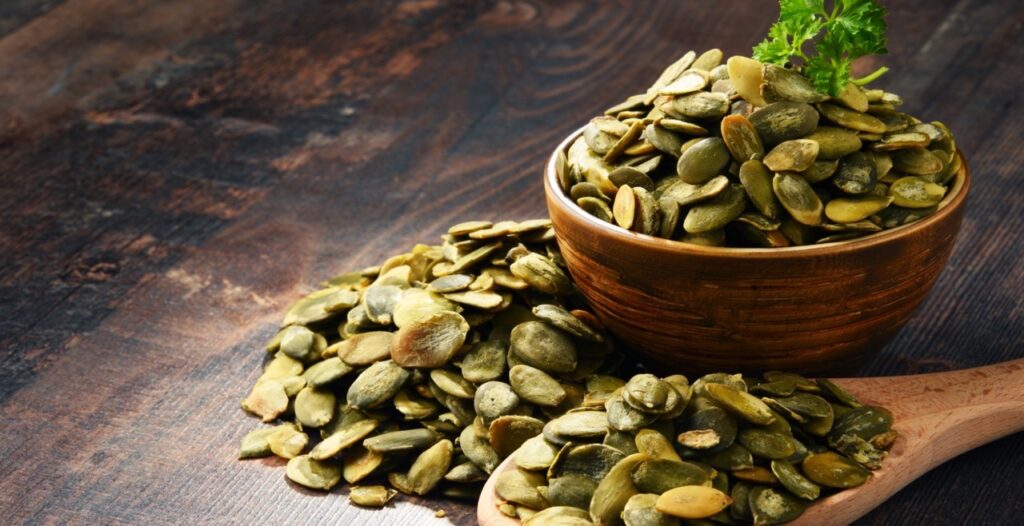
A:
546 126 970 260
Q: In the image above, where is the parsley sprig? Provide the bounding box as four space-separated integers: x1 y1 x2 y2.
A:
753 0 889 96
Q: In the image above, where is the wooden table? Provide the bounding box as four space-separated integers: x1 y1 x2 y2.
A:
1 1 1021 524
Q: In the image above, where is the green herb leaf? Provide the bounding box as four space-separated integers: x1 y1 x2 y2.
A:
752 0 888 96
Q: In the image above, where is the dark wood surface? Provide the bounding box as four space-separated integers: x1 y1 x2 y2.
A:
0 1 1021 524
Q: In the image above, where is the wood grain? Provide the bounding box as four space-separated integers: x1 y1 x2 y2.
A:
0 1 1021 525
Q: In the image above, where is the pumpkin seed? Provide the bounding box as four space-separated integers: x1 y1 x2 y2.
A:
548 474 598 510
286 455 341 490
610 166 657 190
761 64 828 104
496 468 549 509
825 195 893 223
294 387 336 428
763 139 819 172
474 381 520 424
490 415 546 458
461 421 500 473
660 69 709 96
804 126 863 159
818 103 887 134
517 434 561 471
524 506 593 526
238 426 282 459
511 321 578 374
578 196 614 222
406 439 453 495
737 428 797 460
623 493 679 526
727 56 766 107
683 184 747 233
267 424 308 459
801 451 871 488
591 453 650 525
613 185 637 229
748 486 807 524
655 486 732 519
665 92 730 120
749 102 819 145
363 428 438 454
511 364 568 407
242 379 289 422
644 51 697 105
391 311 469 368
677 137 731 184
721 114 765 162
772 173 823 226
510 253 575 296
349 485 396 507
799 159 840 184
889 176 946 208
632 459 710 494
346 360 409 409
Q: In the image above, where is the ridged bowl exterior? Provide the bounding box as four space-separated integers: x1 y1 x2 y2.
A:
545 128 969 376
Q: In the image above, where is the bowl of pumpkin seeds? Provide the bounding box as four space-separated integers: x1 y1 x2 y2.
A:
545 48 969 375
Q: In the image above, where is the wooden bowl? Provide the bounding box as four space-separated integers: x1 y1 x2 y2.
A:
545 128 970 376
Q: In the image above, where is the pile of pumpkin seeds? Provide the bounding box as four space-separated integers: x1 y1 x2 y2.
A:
238 219 627 506
559 49 960 246
496 371 898 525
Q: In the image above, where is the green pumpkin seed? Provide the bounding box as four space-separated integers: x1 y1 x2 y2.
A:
661 175 730 207
683 184 747 233
349 485 397 507
242 379 289 422
490 415 546 458
804 126 863 160
623 493 679 526
818 103 887 134
516 434 560 471
294 387 336 428
721 114 765 162
676 137 731 184
510 253 575 296
799 159 840 184
635 429 684 463
829 405 894 444
632 187 660 235
391 311 469 368
496 468 550 509
655 485 732 519
511 321 578 374
577 196 613 222
301 356 353 387
511 364 568 407
282 287 359 326
632 459 710 494
279 325 316 361
889 176 946 208
430 368 476 399
590 453 650 524
816 378 862 408
761 64 828 104
406 438 453 495
660 69 709 95
801 451 871 488
607 397 658 432
286 455 341 490
474 381 520 423
748 486 807 524
665 92 730 120
571 182 610 202
763 139 819 173
363 428 438 454
659 118 708 135
737 160 778 219
545 411 609 444
267 424 309 459
749 102 819 146
346 360 409 409
706 443 754 470
892 148 944 176
610 166 657 190
238 426 283 459
705 383 775 426
737 428 796 460
548 474 598 510
825 195 893 223
460 421 500 473
833 433 888 470
772 173 823 226
833 151 878 195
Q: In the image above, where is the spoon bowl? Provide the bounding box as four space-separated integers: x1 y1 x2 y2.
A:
478 359 1024 526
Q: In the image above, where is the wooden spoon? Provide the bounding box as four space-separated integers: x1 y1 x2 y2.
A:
477 359 1024 526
